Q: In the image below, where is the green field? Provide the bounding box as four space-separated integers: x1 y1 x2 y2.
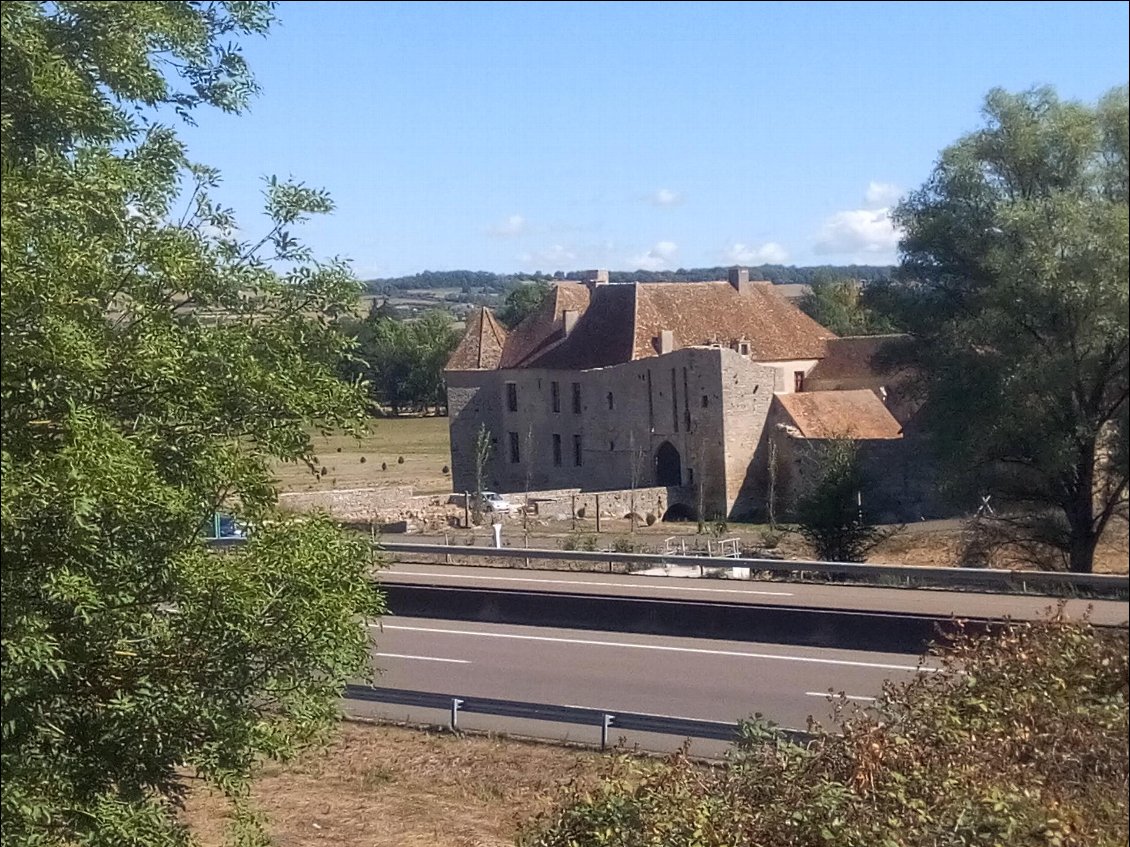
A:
273 415 453 495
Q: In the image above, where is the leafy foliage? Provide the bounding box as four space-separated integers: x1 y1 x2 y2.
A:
794 438 894 562
496 280 551 328
342 307 459 415
1 3 384 844
797 276 898 336
890 86 1129 573
523 611 1130 847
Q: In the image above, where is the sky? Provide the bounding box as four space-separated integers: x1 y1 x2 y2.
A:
178 1 1129 278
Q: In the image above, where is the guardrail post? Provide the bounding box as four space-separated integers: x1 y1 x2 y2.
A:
601 713 614 751
450 697 464 731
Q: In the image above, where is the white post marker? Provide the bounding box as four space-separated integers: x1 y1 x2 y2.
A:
492 522 502 548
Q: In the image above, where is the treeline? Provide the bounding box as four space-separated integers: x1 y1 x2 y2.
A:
363 264 894 294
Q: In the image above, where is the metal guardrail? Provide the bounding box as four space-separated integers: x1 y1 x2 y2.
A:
343 684 810 748
375 542 1130 594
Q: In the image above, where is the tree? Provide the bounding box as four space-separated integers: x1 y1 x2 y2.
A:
497 280 550 328
1 4 383 844
345 309 458 415
471 423 494 525
892 86 1129 573
522 611 1129 846
797 276 897 336
794 438 893 562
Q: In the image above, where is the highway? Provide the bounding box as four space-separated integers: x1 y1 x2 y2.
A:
350 615 938 756
379 562 1130 625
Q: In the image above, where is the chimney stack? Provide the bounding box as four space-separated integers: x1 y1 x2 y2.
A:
563 309 579 335
728 266 750 295
580 269 609 291
659 329 675 355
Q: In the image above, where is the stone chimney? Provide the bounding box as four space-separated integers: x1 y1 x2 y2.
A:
659 329 675 355
728 266 750 294
580 269 609 291
563 309 579 335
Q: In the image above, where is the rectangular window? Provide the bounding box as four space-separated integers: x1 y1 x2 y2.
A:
571 382 582 414
794 370 805 393
607 392 614 410
506 382 518 412
702 394 709 408
671 368 679 432
646 371 654 429
508 431 520 464
551 381 560 413
738 341 750 356
683 367 691 432
552 433 562 467
573 434 583 467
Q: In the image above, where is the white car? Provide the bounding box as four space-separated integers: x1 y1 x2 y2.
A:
479 492 514 514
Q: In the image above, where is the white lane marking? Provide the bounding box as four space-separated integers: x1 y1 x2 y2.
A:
387 570 793 597
805 691 877 702
374 624 937 673
377 652 470 664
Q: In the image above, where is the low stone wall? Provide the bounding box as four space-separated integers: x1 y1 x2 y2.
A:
522 486 670 522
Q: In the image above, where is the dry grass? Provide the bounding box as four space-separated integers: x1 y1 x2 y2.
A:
273 416 452 496
184 721 604 847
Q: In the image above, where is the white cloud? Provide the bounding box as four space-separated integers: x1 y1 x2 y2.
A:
648 188 683 207
814 208 899 259
487 214 527 237
723 241 789 265
629 240 678 271
864 181 902 208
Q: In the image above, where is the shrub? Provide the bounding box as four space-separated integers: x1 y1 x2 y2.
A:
359 456 366 463
562 532 597 552
522 610 1129 847
397 455 405 464
759 529 782 549
442 465 450 475
381 462 387 471
644 512 657 526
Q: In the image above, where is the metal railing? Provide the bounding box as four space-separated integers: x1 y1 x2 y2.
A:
343 684 809 749
375 541 1130 595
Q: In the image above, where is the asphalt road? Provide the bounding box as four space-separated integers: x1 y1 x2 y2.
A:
350 615 938 756
378 562 1130 625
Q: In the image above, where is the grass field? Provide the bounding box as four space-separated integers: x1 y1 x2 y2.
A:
273 416 452 496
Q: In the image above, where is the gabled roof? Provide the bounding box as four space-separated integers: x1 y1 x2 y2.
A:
447 277 836 372
632 281 834 361
806 334 909 382
445 306 508 370
774 389 903 440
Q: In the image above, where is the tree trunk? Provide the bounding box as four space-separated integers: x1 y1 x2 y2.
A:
1065 443 1098 574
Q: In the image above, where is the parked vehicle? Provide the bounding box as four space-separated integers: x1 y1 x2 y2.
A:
479 492 514 514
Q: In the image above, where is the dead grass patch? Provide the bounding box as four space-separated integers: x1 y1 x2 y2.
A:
183 721 604 847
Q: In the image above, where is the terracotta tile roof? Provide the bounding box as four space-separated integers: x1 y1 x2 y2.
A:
445 306 508 370
450 278 836 372
806 334 908 382
774 389 903 440
527 284 638 369
498 283 591 368
632 281 835 361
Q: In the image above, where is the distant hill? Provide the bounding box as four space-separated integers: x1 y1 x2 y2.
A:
362 265 895 295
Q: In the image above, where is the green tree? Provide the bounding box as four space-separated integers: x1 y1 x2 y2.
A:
1 3 383 844
497 280 550 328
346 309 458 415
797 277 897 336
892 86 1129 573
794 438 893 562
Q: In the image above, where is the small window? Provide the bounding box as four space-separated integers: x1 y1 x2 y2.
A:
572 382 582 414
551 381 560 413
572 434 583 467
794 370 805 392
701 394 709 408
508 431 520 463
506 382 518 412
552 434 562 467
607 392 614 410
738 341 751 356
609 440 615 452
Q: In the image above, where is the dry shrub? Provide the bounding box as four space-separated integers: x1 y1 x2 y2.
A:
523 608 1129 847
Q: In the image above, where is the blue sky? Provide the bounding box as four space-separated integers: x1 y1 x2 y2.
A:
178 1 1129 278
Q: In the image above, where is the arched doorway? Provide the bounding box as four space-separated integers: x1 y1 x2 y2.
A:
655 441 682 486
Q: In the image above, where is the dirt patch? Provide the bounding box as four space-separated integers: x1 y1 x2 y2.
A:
184 721 604 847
